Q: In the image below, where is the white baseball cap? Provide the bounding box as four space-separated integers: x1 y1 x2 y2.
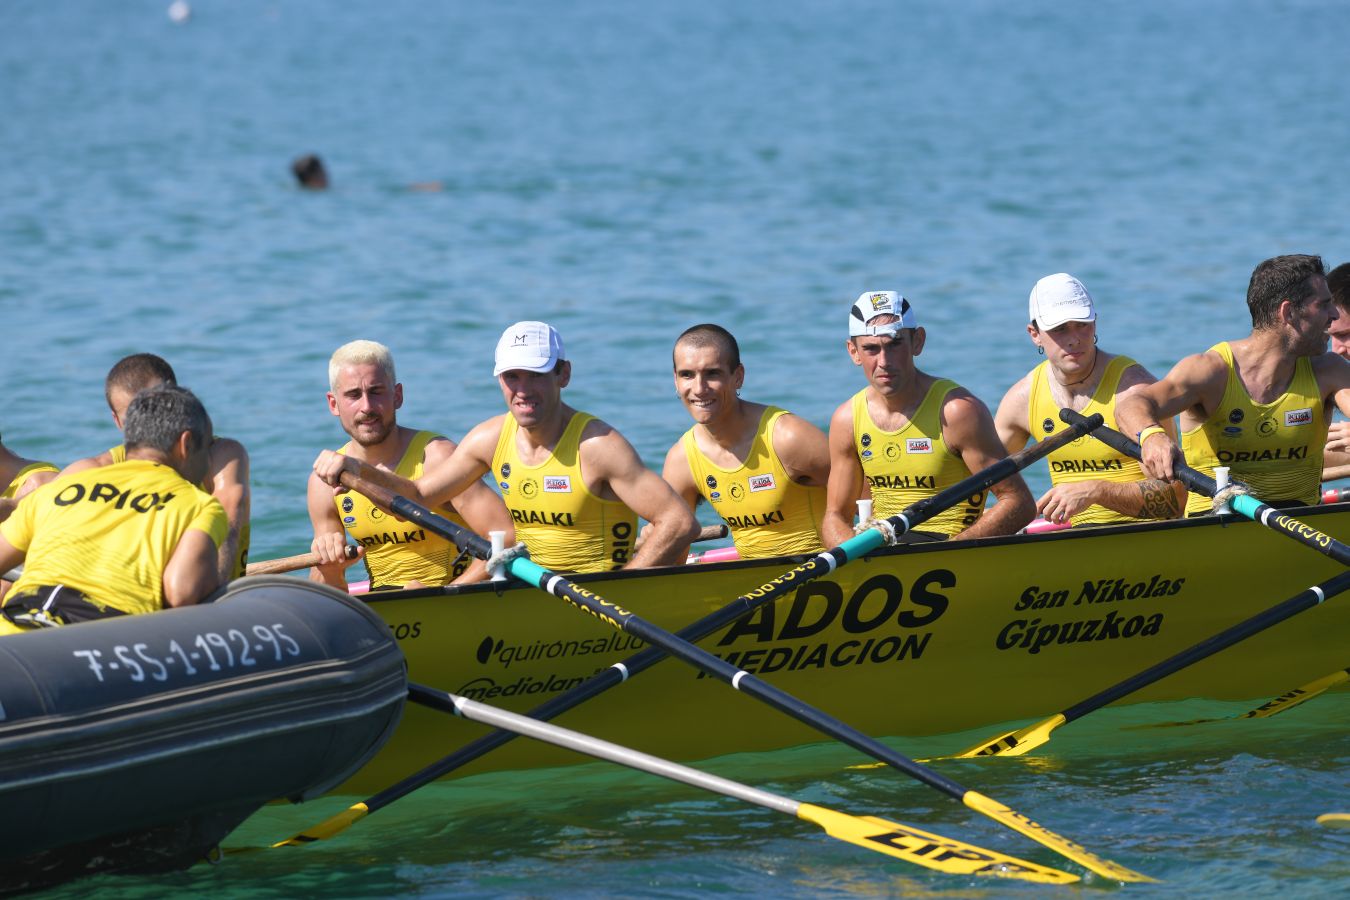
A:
1029 273 1096 330
848 291 917 337
493 321 566 376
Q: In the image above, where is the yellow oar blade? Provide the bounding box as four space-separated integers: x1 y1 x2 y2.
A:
1317 813 1350 829
961 791 1156 883
796 804 1078 884
271 803 371 847
1243 669 1350 720
951 714 1066 759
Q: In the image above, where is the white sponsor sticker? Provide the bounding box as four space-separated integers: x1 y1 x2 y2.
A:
1285 408 1312 426
748 473 776 492
906 438 934 454
543 475 572 493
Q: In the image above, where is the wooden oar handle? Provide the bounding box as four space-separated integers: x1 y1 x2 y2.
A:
246 544 358 576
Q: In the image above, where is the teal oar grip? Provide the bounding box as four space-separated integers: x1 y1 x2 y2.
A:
1060 409 1350 566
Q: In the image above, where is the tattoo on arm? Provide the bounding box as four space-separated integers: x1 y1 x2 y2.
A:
1137 480 1180 519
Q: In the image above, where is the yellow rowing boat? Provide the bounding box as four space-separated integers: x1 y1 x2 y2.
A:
342 504 1350 792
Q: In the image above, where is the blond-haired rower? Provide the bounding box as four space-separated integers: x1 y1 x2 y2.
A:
314 322 700 573
307 340 512 590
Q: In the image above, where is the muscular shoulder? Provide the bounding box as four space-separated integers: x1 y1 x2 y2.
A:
461 414 509 461
996 372 1034 422
209 436 248 463
1115 361 1158 393
937 388 997 449
61 450 115 476
578 417 639 469
421 433 458 466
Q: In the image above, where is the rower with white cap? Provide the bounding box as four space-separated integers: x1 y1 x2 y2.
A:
821 291 1035 546
314 322 700 573
993 273 1184 525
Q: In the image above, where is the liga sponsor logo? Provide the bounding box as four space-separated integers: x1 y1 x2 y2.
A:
906 438 933 454
1285 407 1313 426
543 475 572 493
748 473 776 492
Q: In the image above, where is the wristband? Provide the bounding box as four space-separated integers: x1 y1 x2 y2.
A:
1137 425 1167 446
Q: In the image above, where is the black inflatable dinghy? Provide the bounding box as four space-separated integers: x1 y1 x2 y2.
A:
0 576 406 892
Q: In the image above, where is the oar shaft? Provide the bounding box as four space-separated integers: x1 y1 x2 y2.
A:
244 545 358 577
407 683 797 815
1061 410 1350 565
1060 569 1350 724
344 414 1104 810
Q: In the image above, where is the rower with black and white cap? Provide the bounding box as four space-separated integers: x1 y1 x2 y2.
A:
994 274 1185 526
314 321 699 573
822 291 1035 546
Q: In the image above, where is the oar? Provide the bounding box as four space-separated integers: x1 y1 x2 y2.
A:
1140 666 1350 730
953 409 1350 759
634 522 728 553
277 414 1104 847
1061 410 1350 565
322 468 1151 881
392 683 1077 884
954 570 1350 758
244 544 358 576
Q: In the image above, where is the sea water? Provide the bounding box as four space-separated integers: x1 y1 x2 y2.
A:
2 0 1348 895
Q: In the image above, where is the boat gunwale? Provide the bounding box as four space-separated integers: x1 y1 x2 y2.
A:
358 500 1346 603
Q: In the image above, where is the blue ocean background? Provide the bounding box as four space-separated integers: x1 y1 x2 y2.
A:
3 0 1348 895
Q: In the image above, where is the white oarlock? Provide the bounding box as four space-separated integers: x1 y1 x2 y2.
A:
853 498 898 545
488 530 508 582
1214 466 1231 515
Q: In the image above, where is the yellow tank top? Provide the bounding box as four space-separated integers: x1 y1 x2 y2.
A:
850 381 986 536
492 412 637 573
109 438 250 579
1027 355 1146 526
681 408 824 559
3 461 59 499
336 431 471 589
0 460 228 615
1181 342 1325 514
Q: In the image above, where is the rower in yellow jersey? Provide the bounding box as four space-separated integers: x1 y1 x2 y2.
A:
313 322 700 573
658 324 828 559
307 341 512 590
62 353 251 582
0 386 226 634
822 291 1034 545
994 273 1184 525
1119 254 1350 511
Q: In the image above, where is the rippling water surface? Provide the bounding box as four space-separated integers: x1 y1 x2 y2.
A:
4 0 1349 895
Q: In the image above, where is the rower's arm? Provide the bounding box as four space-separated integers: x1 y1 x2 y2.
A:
207 437 250 583
942 391 1035 539
772 413 831 487
587 430 699 568
0 532 23 579
306 471 362 589
312 419 497 509
660 441 703 513
163 516 223 608
993 376 1033 454
822 400 865 547
1115 351 1224 482
426 437 514 585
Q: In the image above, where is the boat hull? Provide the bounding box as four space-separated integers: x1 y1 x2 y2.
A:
0 577 406 890
349 505 1350 792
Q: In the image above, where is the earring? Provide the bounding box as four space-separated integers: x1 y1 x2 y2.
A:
1094 335 1099 345
1037 346 1045 356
